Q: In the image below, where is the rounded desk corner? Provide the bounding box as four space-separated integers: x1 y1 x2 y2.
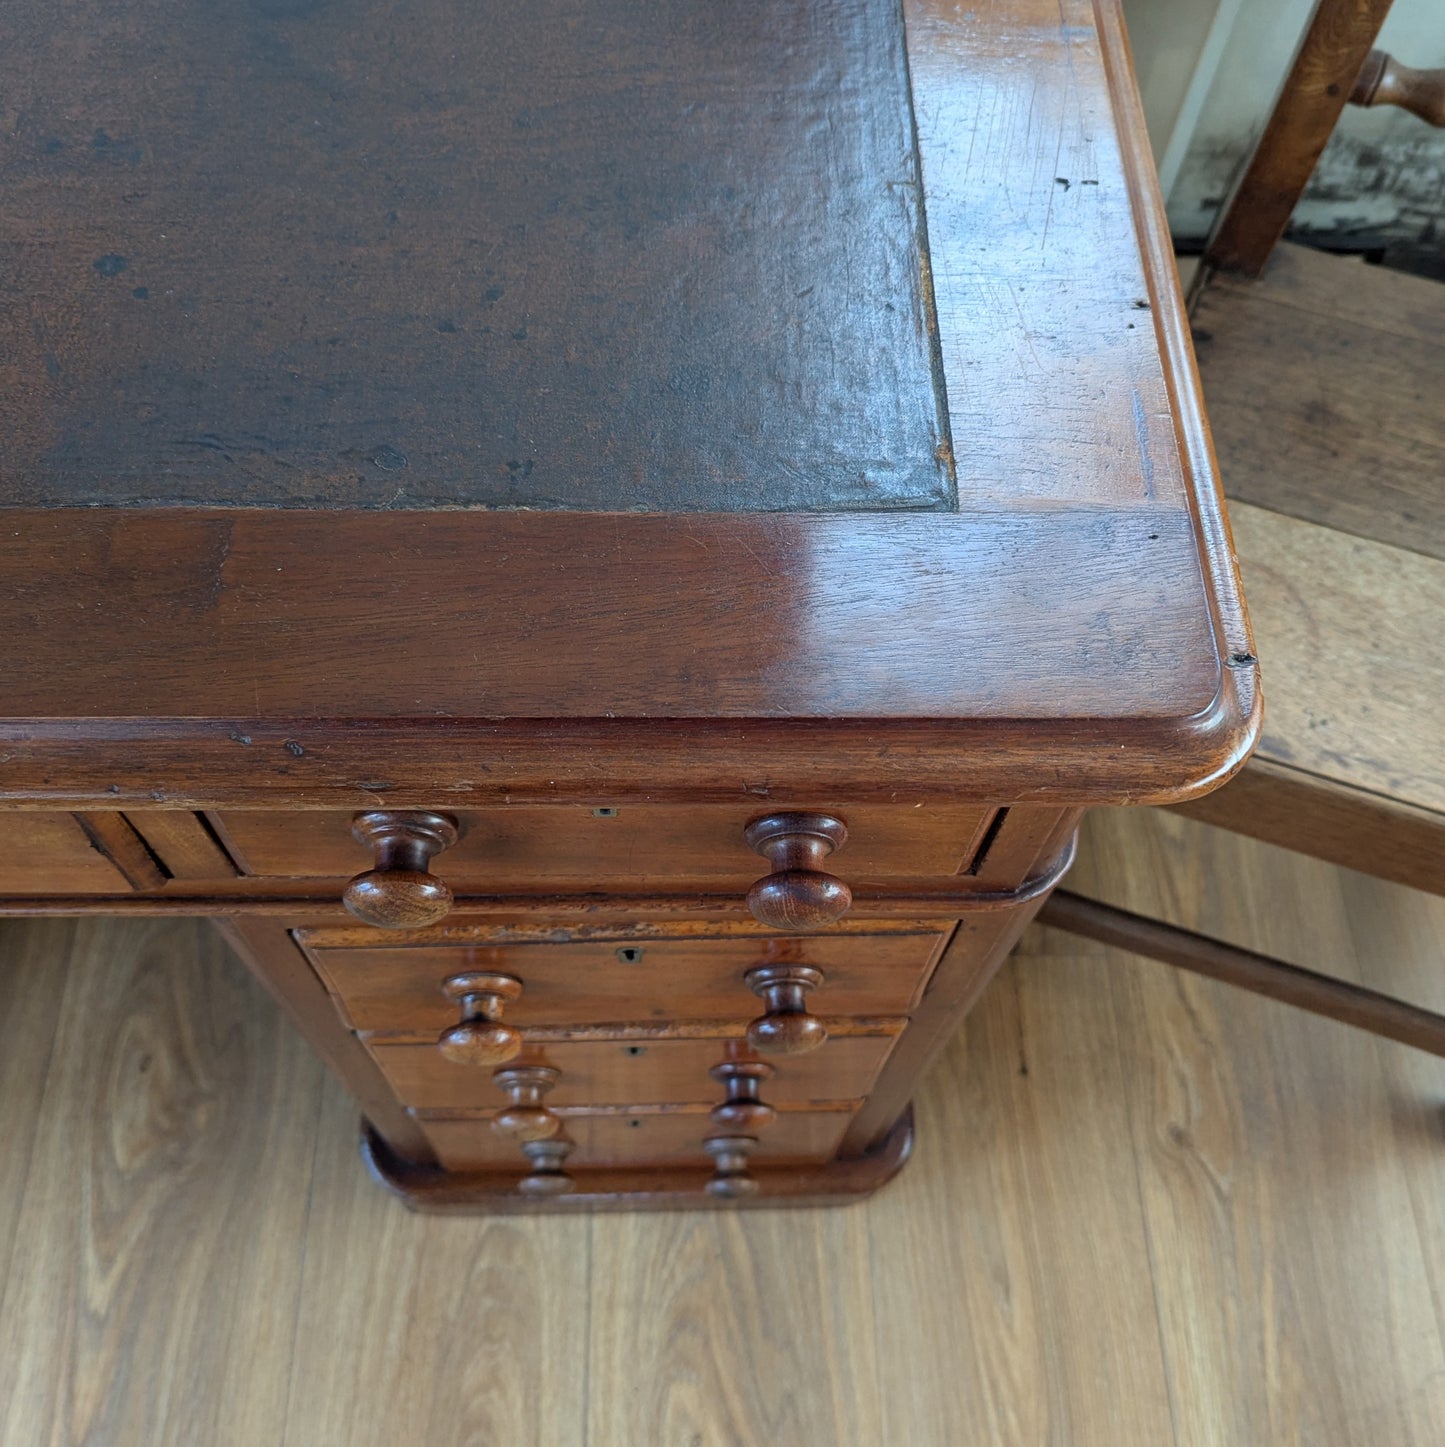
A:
1137 652 1263 807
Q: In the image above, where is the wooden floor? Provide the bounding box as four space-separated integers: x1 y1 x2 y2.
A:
3 807 1444 1446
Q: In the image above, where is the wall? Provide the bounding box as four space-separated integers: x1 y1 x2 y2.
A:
1122 0 1445 256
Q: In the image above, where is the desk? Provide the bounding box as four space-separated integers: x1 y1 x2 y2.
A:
0 0 1256 1209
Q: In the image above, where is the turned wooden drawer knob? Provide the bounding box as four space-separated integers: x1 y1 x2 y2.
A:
745 964 828 1055
343 811 459 929
709 1059 777 1132
704 1134 760 1197
518 1134 576 1196
744 812 851 930
437 972 523 1066
491 1064 563 1143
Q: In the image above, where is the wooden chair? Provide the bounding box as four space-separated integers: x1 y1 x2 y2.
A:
1041 0 1445 1059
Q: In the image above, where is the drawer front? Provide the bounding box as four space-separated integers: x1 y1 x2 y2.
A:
213 803 995 884
0 813 135 895
367 1035 896 1111
421 1108 854 1172
305 929 948 1032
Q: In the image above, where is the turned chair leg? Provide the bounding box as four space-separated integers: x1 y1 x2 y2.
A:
1037 889 1445 1059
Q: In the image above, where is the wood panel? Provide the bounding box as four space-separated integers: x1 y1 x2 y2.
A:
72 812 167 891
126 812 240 881
214 803 993 883
905 0 1192 512
0 811 135 895
422 1108 854 1173
1195 243 1445 561
369 1036 894 1112
308 930 946 1033
1 508 1228 725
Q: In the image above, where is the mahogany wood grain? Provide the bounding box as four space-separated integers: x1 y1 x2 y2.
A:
366 1036 895 1113
1351 49 1445 125
0 879 1063 918
214 803 993 885
0 509 1240 724
489 1065 563 1144
435 972 524 1067
0 0 1255 822
365 1111 912 1214
0 712 1257 811
743 813 852 930
72 812 167 892
418 1107 856 1174
709 1059 777 1134
0 812 136 895
744 965 829 1056
340 811 458 929
1203 0 1395 277
966 806 1082 893
303 929 948 1033
123 811 240 881
0 0 1259 1214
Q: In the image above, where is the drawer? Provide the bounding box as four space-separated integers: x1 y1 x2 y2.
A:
212 803 995 885
0 813 135 895
303 927 950 1031
420 1108 855 1172
366 1035 896 1111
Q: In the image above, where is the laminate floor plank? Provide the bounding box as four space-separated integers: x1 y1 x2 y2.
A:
867 954 1178 1446
586 1205 881 1447
0 919 325 1447
280 1079 592 1447
0 919 74 1260
1065 809 1445 1446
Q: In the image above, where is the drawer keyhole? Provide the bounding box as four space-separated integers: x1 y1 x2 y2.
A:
615 946 645 964
624 1045 647 1057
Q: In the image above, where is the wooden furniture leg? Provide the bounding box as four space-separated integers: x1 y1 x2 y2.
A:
1038 890 1445 1059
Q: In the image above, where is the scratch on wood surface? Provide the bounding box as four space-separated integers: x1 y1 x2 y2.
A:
1132 390 1157 501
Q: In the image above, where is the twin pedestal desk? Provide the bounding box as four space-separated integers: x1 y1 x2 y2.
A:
0 0 1256 1210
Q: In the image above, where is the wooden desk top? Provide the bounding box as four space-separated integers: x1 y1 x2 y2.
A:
0 0 1258 808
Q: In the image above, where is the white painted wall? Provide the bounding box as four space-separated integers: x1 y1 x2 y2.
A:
1121 0 1445 249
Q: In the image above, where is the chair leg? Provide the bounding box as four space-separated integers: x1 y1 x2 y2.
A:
1037 889 1445 1059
